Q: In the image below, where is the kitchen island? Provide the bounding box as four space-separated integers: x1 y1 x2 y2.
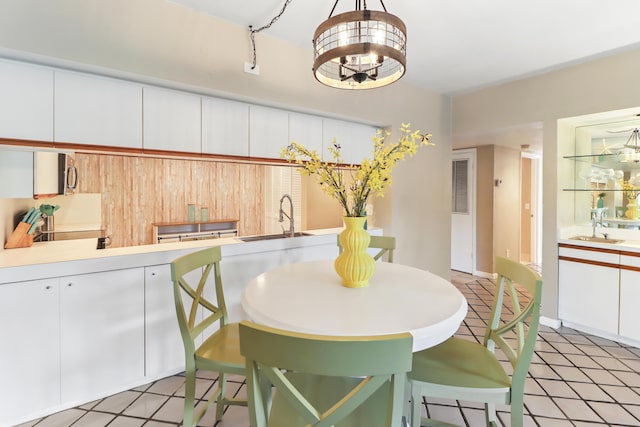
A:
0 227 378 426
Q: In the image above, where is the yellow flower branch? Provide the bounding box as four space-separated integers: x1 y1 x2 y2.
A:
280 123 433 217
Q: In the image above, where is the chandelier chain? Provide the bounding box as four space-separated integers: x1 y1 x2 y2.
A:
249 0 294 69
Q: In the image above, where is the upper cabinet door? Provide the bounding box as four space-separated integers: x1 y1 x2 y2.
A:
249 105 289 159
143 86 201 153
289 112 323 158
202 96 249 157
0 59 53 142
349 122 377 164
322 118 376 165
322 118 354 164
55 71 142 149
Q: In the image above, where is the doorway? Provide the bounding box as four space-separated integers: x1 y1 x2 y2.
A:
451 149 476 274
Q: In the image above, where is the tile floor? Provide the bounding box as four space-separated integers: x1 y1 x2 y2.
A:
18 270 640 427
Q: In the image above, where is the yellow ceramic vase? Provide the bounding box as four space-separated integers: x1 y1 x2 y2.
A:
334 216 375 288
626 199 640 220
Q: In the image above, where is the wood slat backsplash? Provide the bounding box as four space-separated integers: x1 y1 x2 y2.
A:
76 153 265 247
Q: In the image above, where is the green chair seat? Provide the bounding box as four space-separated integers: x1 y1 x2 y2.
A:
195 322 245 372
410 336 510 396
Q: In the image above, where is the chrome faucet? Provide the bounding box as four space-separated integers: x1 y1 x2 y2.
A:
279 194 295 237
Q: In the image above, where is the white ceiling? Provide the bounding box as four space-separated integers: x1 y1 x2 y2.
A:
167 0 640 95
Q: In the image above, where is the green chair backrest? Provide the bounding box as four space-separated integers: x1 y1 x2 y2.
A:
239 321 413 427
485 256 542 388
171 246 228 357
337 235 396 262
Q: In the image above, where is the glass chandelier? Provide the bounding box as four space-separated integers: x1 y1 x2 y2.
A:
312 0 407 89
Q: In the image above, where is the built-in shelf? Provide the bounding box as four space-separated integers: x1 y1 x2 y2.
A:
563 152 640 192
152 219 238 244
564 152 640 171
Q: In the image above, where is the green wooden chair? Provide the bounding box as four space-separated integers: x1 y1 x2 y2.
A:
408 256 542 427
239 320 413 427
338 235 396 262
170 246 246 427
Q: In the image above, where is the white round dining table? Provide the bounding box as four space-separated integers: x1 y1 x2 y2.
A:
241 260 468 352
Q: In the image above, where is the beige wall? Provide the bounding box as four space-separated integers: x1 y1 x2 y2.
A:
476 146 494 273
473 145 521 274
0 0 453 277
453 47 640 319
493 145 521 265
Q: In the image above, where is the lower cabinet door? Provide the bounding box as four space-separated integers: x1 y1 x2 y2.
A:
0 279 60 425
620 269 640 341
558 259 619 335
145 264 185 377
60 268 145 402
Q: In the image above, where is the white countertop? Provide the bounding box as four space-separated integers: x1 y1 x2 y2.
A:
558 236 640 252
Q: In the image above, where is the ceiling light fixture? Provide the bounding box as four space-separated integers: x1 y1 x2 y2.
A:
624 128 640 152
312 0 407 89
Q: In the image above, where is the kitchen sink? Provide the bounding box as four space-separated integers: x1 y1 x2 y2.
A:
237 232 312 242
569 235 623 244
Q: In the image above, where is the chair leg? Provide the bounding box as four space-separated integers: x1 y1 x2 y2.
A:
510 395 524 427
410 388 422 427
183 367 197 427
484 402 498 427
215 372 228 421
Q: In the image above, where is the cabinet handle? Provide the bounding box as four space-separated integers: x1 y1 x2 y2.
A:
67 283 73 287
45 285 51 290
152 272 156 276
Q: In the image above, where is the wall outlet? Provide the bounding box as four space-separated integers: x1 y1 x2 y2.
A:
506 249 510 257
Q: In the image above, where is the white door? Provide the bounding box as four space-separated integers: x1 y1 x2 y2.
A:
451 149 476 273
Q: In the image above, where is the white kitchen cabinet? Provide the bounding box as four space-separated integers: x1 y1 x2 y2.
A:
0 279 60 425
322 118 376 164
55 71 143 149
60 268 145 403
144 264 185 378
289 112 323 157
350 122 377 163
619 254 640 341
558 246 620 335
249 105 289 159
202 96 249 157
143 86 201 153
0 59 54 142
0 150 33 198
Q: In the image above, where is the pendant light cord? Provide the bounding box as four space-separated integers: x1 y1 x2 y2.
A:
249 0 294 69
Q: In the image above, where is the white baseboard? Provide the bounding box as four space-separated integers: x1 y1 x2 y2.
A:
540 316 562 329
561 320 640 348
473 270 497 279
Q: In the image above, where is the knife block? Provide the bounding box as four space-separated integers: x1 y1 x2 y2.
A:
4 222 34 249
